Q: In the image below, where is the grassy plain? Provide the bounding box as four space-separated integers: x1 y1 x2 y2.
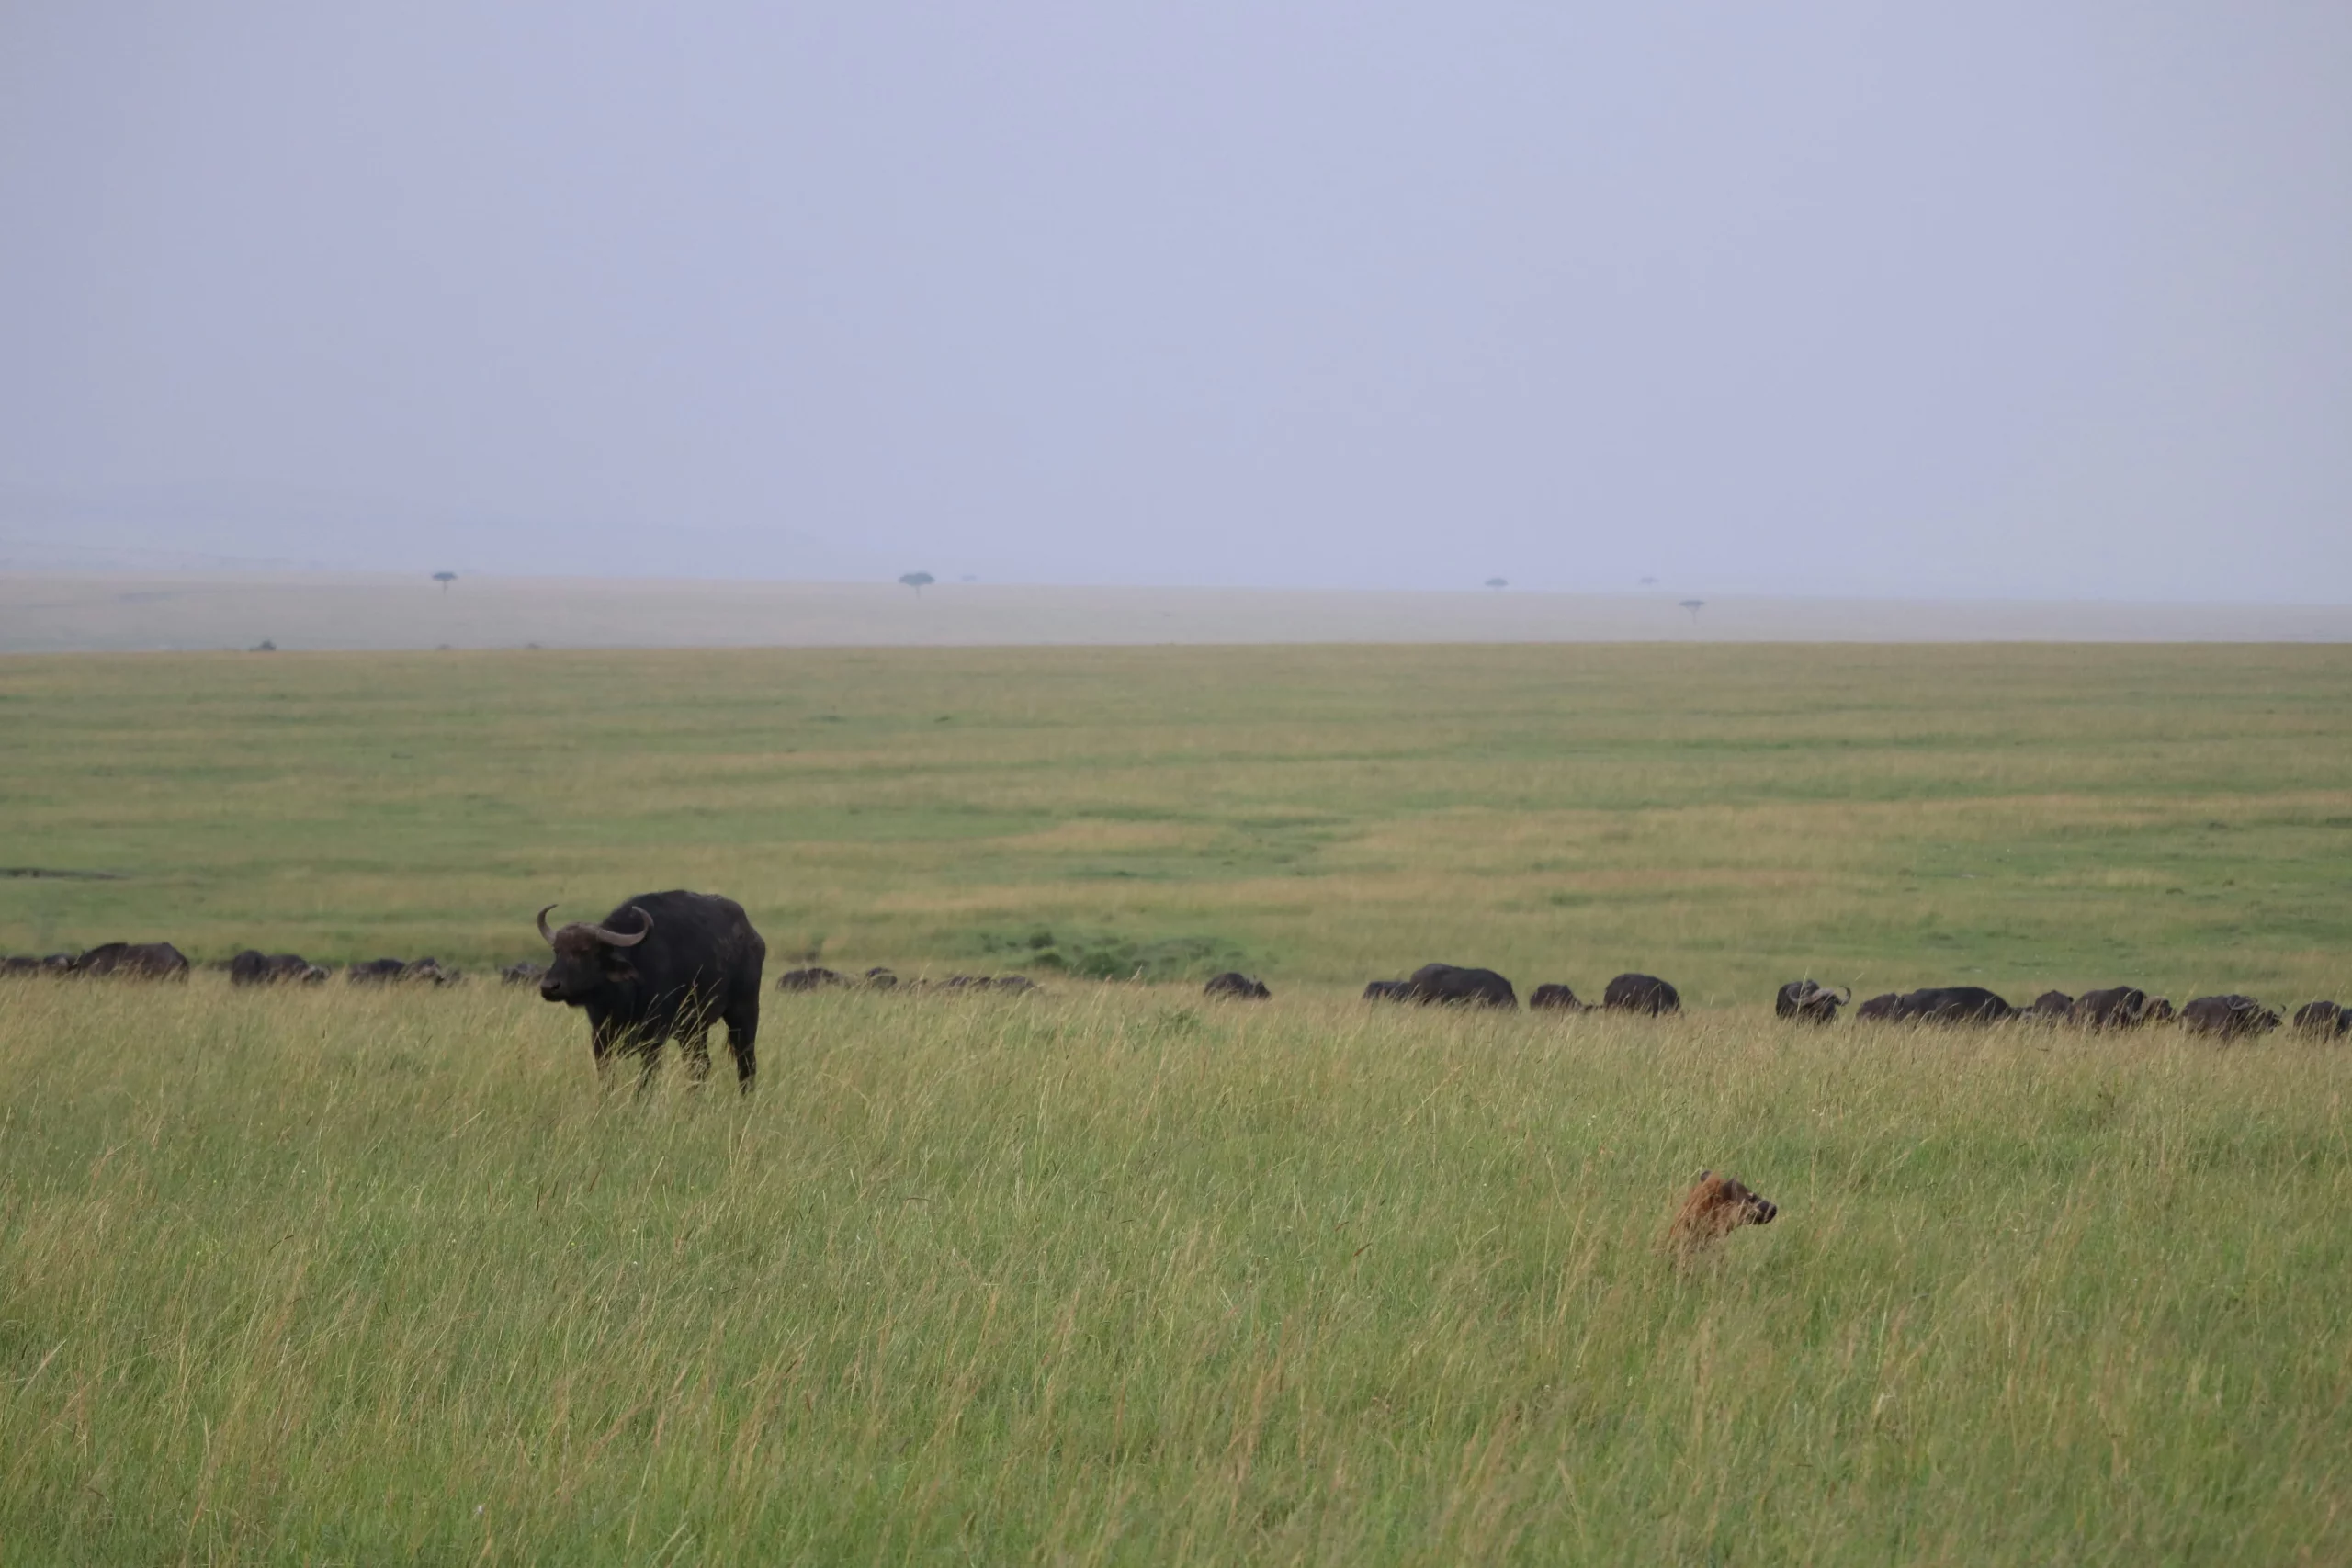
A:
3 643 2352 1562
4 642 2350 1000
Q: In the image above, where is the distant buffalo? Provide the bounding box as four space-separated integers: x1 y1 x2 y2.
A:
74 942 189 979
1905 986 2016 1023
348 957 458 986
1362 979 1411 1001
1603 973 1679 1016
1859 987 2015 1023
1 955 56 976
228 950 329 986
1204 972 1272 999
1528 983 1586 1011
2029 990 2075 1020
2292 1000 2349 1038
536 890 766 1092
2070 987 2163 1030
863 967 899 990
940 974 1038 993
2179 995 2281 1039
1775 979 1849 1024
501 961 548 987
776 966 848 991
1668 1171 1778 1253
1406 964 1518 1009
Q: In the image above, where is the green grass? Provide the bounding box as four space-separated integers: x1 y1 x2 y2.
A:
3 642 2351 1561
3 981 2348 1562
3 643 2350 1001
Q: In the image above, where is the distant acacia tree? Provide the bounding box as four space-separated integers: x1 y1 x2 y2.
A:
433 571 457 592
899 571 935 595
1679 599 1706 624
1485 578 1508 590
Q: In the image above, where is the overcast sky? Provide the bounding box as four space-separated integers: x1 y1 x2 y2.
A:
2 3 2346 598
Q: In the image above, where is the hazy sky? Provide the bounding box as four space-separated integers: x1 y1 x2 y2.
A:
3 3 2346 598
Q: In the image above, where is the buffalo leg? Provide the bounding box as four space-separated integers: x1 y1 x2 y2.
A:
590 1017 624 1088
680 1029 714 1087
723 1001 758 1094
631 1042 664 1097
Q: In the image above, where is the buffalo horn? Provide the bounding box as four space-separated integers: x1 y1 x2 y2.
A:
583 907 653 947
536 904 560 944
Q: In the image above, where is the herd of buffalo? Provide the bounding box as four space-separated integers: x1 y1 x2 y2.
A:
7 887 2348 1100
1340 963 2347 1041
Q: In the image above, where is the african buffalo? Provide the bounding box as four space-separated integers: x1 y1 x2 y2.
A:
1362 978 1411 1001
776 966 848 991
1902 986 2016 1023
2029 990 2075 1020
1668 1171 1778 1253
1856 991 1903 1021
1406 964 1518 1009
1603 973 1680 1016
0 955 50 976
2070 987 2161 1029
2293 1000 2349 1038
863 967 899 990
74 942 189 979
1776 979 1849 1024
228 950 329 986
2179 995 2281 1039
536 890 766 1092
1204 972 1272 999
347 957 458 985
1528 983 1586 1011
502 961 548 987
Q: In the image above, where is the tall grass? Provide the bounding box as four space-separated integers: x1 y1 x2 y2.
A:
5 977 2348 1562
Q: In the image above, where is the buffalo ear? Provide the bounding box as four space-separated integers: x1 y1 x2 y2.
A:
601 953 638 980
1696 1169 1711 1182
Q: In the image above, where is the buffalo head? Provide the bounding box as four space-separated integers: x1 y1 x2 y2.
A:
535 904 654 1005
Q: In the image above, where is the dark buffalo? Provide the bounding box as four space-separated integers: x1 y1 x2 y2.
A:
1776 979 1849 1024
2179 995 2280 1039
2029 990 2075 1020
1 955 52 976
2070 987 2159 1029
1406 964 1518 1009
536 890 766 1092
74 942 189 979
1900 986 2016 1024
2292 1000 2349 1038
502 961 548 987
1603 973 1680 1016
776 966 849 991
863 967 899 990
348 957 458 985
2144 997 2177 1024
1528 983 1586 1011
1856 991 1903 1021
1204 972 1271 999
1362 978 1411 1001
228 950 329 986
